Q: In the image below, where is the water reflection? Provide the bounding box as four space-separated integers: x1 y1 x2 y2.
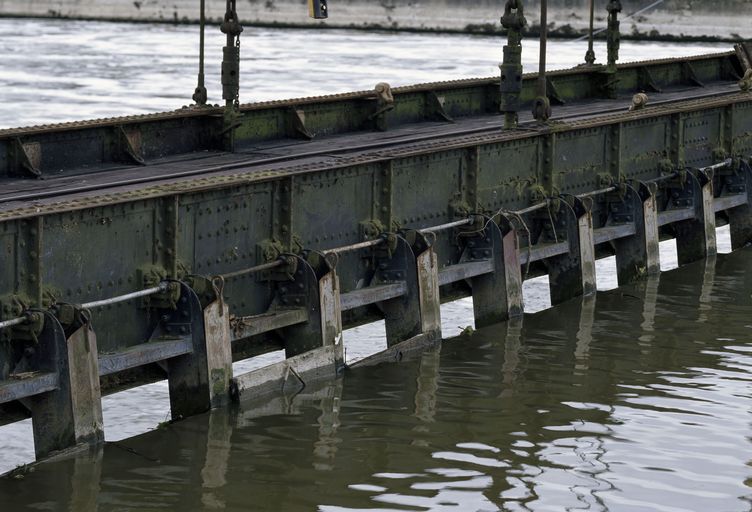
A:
0 250 751 511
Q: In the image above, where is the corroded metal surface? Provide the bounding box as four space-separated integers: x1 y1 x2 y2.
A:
1 46 752 464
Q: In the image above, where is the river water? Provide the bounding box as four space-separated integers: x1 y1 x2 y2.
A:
1 249 750 511
0 18 749 510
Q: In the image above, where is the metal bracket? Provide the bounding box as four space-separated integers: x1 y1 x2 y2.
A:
0 296 43 344
359 219 386 241
137 266 179 309
427 91 454 123
288 108 314 140
117 126 146 166
546 78 566 105
256 238 286 265
734 42 752 73
638 67 662 93
10 138 42 179
682 62 705 88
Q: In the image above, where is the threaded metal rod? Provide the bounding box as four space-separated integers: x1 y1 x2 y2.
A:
0 316 27 331
80 283 168 310
326 238 385 256
220 259 285 280
420 218 474 234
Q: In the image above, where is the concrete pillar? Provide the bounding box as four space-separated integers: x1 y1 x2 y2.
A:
318 269 344 368
547 198 597 306
728 161 752 249
408 231 442 340
470 216 523 328
374 236 428 347
615 182 661 285
202 297 234 409
676 169 717 265
29 311 103 459
166 283 218 419
280 256 343 362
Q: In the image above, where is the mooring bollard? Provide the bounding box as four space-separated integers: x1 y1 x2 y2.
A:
546 197 597 306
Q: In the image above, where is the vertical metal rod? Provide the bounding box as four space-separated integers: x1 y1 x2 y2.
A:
532 0 551 122
585 0 596 65
192 0 207 105
537 0 547 99
34 216 44 308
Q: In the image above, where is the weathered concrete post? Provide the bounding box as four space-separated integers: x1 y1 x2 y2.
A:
279 254 343 363
675 169 717 265
230 254 343 399
404 230 442 340
28 311 103 459
728 160 752 249
202 284 234 409
461 215 523 328
614 182 661 285
318 264 345 368
165 282 219 419
547 198 597 305
375 235 441 347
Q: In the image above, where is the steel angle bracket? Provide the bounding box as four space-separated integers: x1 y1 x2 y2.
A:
10 138 42 179
150 281 214 418
545 197 596 305
666 167 717 265
368 233 424 346
260 252 343 368
457 213 523 325
19 309 103 458
117 126 146 166
401 229 442 337
609 181 661 284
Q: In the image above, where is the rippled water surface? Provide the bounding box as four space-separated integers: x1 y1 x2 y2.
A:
0 18 750 510
1 249 751 511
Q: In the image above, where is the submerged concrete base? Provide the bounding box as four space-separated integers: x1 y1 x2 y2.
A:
0 0 749 41
348 332 442 369
230 345 340 402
